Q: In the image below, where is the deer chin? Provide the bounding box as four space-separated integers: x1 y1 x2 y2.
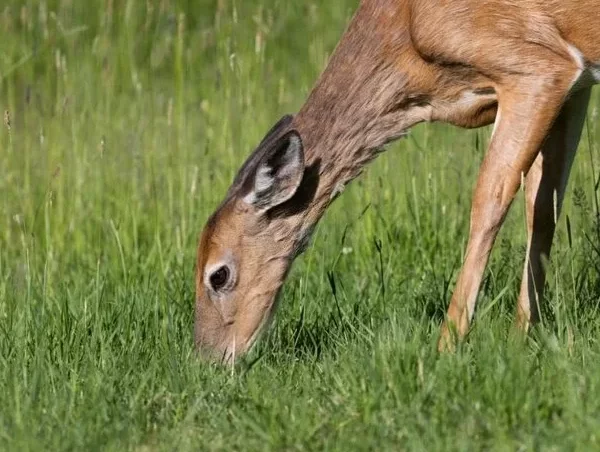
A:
243 290 284 360
220 318 270 365
216 290 283 365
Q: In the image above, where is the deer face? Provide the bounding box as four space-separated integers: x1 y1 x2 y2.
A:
195 116 307 363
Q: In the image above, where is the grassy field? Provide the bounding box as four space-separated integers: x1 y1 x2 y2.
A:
1 1 600 450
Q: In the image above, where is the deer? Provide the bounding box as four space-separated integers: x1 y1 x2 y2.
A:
194 0 600 362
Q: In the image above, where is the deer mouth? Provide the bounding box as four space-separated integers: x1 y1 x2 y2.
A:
221 291 283 364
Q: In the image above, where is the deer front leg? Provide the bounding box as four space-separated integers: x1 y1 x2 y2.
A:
438 76 577 352
516 88 591 330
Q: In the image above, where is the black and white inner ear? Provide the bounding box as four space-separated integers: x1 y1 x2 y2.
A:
243 131 305 210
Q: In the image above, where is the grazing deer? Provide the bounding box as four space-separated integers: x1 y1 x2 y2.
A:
195 0 600 362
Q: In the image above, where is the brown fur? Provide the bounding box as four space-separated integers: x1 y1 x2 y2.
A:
196 0 600 361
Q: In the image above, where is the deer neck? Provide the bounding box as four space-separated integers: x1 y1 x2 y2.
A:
287 4 432 247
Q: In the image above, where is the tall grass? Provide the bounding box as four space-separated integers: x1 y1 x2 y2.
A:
1 1 600 450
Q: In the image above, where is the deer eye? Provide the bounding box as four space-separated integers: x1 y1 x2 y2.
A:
209 266 230 292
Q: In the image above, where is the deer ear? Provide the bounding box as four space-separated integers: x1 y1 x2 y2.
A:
243 131 305 210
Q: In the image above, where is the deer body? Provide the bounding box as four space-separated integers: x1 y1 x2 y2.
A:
195 0 600 361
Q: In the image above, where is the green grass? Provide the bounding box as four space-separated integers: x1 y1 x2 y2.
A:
2 1 600 450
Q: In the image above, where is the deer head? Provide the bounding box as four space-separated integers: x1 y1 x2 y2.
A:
194 115 317 362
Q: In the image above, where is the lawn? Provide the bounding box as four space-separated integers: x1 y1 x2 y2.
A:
1 1 600 450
